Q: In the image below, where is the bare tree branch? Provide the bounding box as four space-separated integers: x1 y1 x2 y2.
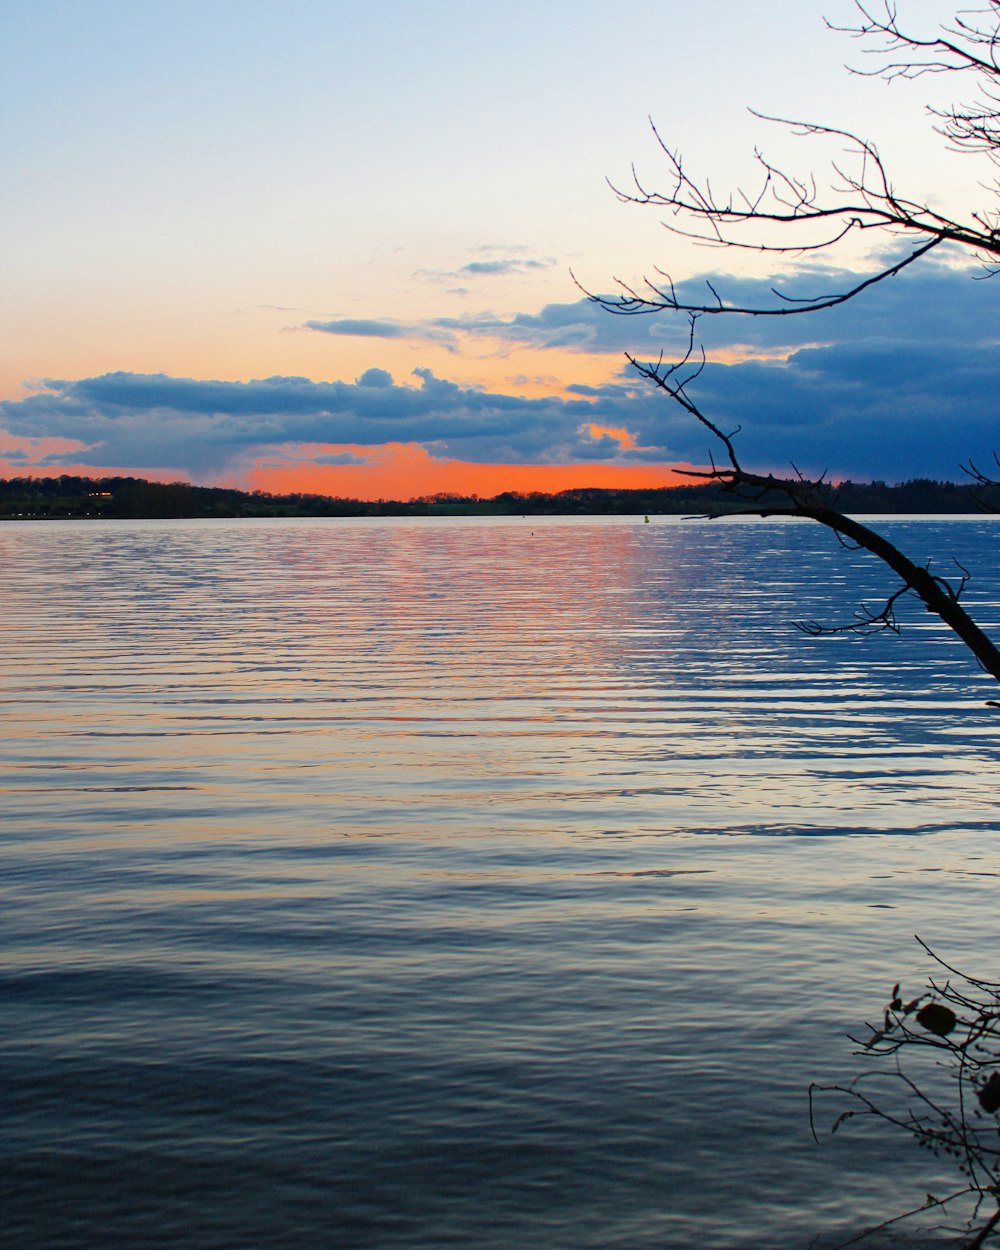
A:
627 338 1000 685
812 941 1000 1246
583 3 1000 318
590 2 1000 690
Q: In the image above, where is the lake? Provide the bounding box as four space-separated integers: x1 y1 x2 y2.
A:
3 515 999 1249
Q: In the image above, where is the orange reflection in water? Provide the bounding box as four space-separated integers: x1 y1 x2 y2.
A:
287 518 652 721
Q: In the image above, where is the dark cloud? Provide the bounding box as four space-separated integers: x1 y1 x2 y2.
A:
287 451 370 466
321 252 997 367
431 300 676 354
3 258 997 483
306 317 457 350
0 368 671 474
458 258 555 277
659 254 1000 358
310 452 369 465
304 318 408 339
413 249 556 283
666 335 1000 480
565 381 631 399
356 367 394 389
303 297 684 354
461 260 523 276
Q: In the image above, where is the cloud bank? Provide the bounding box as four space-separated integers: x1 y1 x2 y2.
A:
0 367 675 475
3 257 997 485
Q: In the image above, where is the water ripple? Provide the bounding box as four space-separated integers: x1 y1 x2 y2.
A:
2 516 999 1249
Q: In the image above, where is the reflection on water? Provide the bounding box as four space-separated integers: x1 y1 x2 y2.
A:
2 515 999 1249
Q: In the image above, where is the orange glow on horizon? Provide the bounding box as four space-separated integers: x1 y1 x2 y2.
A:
243 442 689 500
0 442 699 500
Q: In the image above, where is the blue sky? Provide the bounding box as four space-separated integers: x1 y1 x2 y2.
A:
1 1 996 494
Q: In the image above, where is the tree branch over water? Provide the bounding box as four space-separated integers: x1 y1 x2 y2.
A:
592 0 1000 692
629 335 1000 686
812 941 1000 1247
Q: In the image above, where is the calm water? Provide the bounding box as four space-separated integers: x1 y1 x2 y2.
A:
3 515 999 1250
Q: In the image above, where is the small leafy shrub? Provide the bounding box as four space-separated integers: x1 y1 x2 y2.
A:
812 941 1000 1247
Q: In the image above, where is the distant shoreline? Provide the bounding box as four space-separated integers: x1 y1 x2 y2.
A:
3 473 998 520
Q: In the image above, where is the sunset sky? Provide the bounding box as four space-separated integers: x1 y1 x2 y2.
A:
2 0 997 499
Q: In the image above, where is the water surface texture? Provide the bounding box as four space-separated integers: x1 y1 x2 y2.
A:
3 516 999 1249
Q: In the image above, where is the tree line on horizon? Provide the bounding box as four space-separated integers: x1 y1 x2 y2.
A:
2 472 999 520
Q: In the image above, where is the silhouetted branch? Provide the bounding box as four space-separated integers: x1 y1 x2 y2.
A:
592 2 1000 692
964 453 1000 513
794 581 911 638
628 341 1000 685
812 941 1000 1245
581 1 1000 319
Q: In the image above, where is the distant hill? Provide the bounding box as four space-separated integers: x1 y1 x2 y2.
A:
2 473 999 520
